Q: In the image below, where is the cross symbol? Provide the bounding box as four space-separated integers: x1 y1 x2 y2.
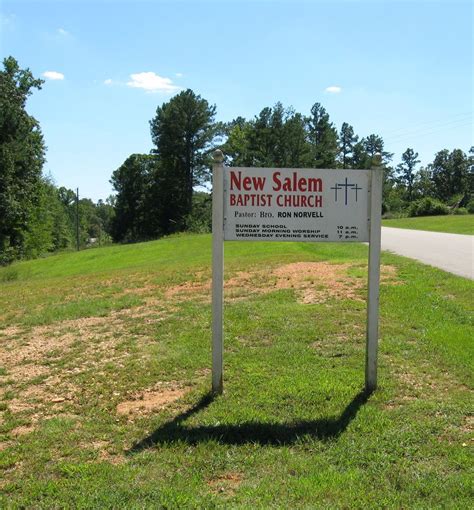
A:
353 183 362 202
332 178 363 205
330 183 342 202
338 177 355 205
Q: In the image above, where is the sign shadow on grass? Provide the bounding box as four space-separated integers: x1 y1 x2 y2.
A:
127 389 371 454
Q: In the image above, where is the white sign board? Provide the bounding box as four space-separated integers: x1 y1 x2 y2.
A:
223 167 370 242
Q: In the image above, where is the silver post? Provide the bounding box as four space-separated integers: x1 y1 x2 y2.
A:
211 149 225 394
365 155 383 392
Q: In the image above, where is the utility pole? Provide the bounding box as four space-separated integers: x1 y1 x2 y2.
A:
76 188 80 251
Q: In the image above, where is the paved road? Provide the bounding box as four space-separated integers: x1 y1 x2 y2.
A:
381 227 474 280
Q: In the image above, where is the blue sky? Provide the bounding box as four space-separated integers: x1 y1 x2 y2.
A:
1 0 472 202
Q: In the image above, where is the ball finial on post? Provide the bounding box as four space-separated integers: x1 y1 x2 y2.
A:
373 153 382 168
213 149 224 164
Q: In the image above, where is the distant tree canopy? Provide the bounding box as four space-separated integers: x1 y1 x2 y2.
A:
0 57 115 265
1 55 472 262
111 92 472 243
429 148 472 203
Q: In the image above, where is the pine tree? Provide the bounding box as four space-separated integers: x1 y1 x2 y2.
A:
150 89 216 233
396 148 420 201
307 103 338 168
338 122 358 168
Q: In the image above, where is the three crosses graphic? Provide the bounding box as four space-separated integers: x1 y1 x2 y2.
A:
330 178 363 205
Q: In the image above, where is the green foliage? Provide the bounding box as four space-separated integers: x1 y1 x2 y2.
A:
338 122 358 169
413 167 435 199
363 134 393 167
185 192 212 233
409 197 449 217
307 102 339 168
430 149 471 201
382 187 406 215
396 148 420 200
452 207 468 215
110 154 159 242
0 57 46 264
223 104 311 168
150 89 217 234
467 199 474 214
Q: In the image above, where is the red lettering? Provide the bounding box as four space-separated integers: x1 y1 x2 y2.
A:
273 171 282 191
230 171 241 191
298 177 307 192
308 178 322 192
253 176 266 191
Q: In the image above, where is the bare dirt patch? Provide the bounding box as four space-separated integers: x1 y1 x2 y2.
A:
1 307 168 420
0 441 12 451
164 262 400 305
97 449 126 465
116 383 190 416
1 316 124 367
10 425 35 437
1 261 399 426
165 280 211 301
462 415 474 434
207 472 243 495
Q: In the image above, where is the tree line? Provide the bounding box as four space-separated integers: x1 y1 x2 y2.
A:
1 56 472 264
0 57 114 265
112 93 473 242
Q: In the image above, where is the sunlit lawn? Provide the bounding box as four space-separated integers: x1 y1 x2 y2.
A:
382 214 474 235
0 234 472 508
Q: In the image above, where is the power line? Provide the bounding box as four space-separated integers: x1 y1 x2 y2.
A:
381 111 472 138
385 119 472 145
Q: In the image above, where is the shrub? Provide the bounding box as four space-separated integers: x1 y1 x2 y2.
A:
453 207 468 215
409 198 449 217
467 199 474 214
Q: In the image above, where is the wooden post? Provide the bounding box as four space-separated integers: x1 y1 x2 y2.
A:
365 156 383 392
212 150 225 394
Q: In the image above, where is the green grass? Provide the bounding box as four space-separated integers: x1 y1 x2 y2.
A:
0 234 472 508
382 214 474 235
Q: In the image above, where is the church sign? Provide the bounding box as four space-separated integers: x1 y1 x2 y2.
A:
211 150 382 396
223 167 371 242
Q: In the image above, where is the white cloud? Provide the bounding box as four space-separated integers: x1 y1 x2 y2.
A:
43 71 65 80
325 85 342 94
127 72 180 93
57 27 69 36
104 78 113 85
175 72 183 78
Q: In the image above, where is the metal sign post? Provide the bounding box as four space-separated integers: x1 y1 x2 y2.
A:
211 150 382 395
365 159 383 392
211 150 225 394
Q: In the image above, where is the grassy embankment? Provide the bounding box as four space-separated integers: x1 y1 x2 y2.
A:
0 235 472 508
382 214 474 235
